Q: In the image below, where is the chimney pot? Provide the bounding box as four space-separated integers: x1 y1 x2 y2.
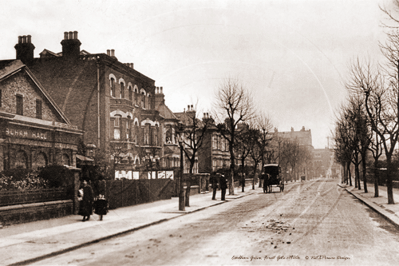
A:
111 49 115 57
64 32 68 40
74 31 78 39
107 49 110 56
68 31 73 40
160 87 163 94
15 34 35 64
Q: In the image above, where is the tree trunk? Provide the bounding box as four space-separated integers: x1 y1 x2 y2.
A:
355 163 361 190
259 156 264 188
386 156 394 204
252 162 258 190
348 162 352 186
362 156 368 193
373 160 379 198
185 173 191 207
241 157 245 192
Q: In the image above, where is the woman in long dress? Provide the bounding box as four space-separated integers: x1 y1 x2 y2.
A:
79 180 94 221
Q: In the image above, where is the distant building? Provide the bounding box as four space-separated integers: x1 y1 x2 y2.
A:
197 113 230 173
313 148 341 178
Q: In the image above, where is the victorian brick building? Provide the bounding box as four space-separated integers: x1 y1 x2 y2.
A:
0 59 82 171
197 113 230 173
0 32 181 177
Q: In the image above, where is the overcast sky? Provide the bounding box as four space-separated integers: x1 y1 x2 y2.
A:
0 0 390 148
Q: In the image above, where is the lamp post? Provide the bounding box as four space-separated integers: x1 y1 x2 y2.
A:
177 124 185 211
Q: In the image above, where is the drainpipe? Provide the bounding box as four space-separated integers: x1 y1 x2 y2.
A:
97 61 101 148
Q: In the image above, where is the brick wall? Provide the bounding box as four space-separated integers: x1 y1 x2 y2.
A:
0 200 73 226
0 72 61 122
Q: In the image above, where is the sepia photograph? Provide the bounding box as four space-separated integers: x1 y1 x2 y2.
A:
0 0 399 265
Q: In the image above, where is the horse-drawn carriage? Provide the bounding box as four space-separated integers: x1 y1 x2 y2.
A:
261 164 284 193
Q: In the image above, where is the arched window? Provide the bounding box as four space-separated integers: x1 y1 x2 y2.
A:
120 82 125 99
134 121 139 144
144 124 150 145
133 85 139 105
35 152 47 169
165 125 172 144
128 85 133 101
110 78 115 97
114 115 121 140
147 94 151 109
62 154 70 166
152 125 159 146
141 91 145 108
126 117 130 140
15 150 28 169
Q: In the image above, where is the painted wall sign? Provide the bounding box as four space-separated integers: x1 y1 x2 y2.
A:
5 128 48 140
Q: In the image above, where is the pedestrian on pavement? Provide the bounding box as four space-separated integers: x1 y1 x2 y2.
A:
94 177 108 221
210 172 219 200
219 174 228 201
79 180 94 222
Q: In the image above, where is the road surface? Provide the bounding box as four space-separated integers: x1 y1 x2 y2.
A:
32 179 399 265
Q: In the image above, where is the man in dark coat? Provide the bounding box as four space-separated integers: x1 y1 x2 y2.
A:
210 173 219 200
80 180 94 221
219 174 228 201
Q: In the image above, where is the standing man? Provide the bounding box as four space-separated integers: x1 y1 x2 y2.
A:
219 174 228 201
79 180 94 221
210 173 219 200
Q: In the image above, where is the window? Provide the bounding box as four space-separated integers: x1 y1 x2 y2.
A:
128 86 133 101
126 119 129 140
36 99 42 119
135 122 139 143
114 116 120 140
62 154 70 166
165 126 172 144
141 92 145 108
120 82 125 99
110 78 115 97
144 124 150 145
147 95 152 109
16 94 23 115
15 150 28 169
152 125 158 146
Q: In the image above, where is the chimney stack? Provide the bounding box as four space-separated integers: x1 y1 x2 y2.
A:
61 31 81 59
15 35 35 64
154 86 165 110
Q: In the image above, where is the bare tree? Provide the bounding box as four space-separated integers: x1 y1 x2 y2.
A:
332 111 353 186
251 113 273 188
214 79 255 195
347 58 396 204
179 107 210 207
235 123 252 192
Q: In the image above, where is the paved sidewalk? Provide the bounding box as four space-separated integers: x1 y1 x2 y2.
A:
338 182 399 229
0 184 259 266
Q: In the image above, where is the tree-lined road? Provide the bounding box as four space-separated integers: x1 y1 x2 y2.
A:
33 179 399 265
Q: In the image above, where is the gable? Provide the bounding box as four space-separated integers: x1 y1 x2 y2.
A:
0 62 67 123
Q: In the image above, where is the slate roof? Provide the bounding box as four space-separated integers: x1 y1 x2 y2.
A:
157 103 178 120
